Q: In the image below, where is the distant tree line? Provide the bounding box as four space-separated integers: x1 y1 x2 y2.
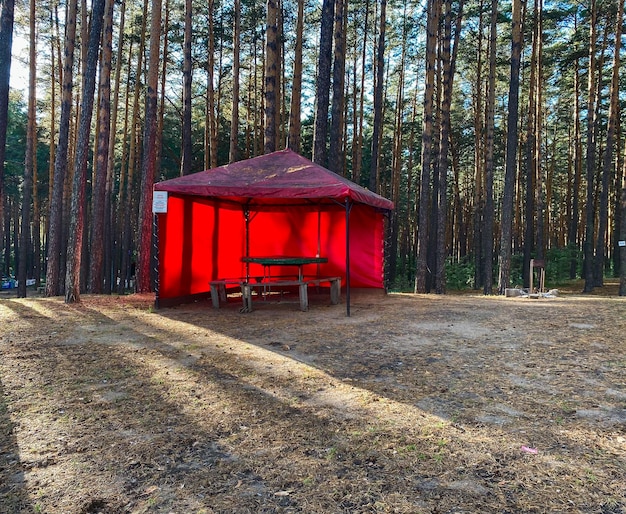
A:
0 0 624 301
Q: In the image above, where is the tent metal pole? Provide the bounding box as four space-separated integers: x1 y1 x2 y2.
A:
345 198 352 317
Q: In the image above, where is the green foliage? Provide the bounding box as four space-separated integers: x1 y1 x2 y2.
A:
445 257 475 290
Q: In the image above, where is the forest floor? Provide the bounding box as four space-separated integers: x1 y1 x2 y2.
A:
0 282 625 514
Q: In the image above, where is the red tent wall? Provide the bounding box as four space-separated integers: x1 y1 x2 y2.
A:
157 195 386 302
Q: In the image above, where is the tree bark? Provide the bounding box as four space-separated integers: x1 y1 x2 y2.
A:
312 0 334 165
594 0 623 287
582 0 598 293
369 0 386 192
206 0 218 168
0 0 14 278
103 0 126 294
230 0 240 162
65 0 106 302
618 165 626 296
415 0 439 293
18 0 36 298
287 0 304 153
498 0 524 293
136 0 162 294
45 0 77 297
435 0 463 294
328 0 346 174
352 0 369 184
181 0 193 174
568 16 582 280
89 0 114 293
264 0 279 154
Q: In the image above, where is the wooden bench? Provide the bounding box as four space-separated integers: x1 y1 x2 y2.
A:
240 276 341 313
209 279 243 308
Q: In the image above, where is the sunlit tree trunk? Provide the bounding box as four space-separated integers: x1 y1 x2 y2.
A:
89 0 114 293
287 0 303 153
312 0 334 165
230 0 240 162
65 0 106 303
264 0 278 154
206 0 217 168
136 0 162 293
181 0 192 175
328 0 346 174
46 0 77 297
352 0 369 184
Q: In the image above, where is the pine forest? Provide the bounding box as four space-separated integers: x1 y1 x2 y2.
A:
1 0 625 302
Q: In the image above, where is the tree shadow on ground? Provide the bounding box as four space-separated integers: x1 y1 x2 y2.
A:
0 373 29 512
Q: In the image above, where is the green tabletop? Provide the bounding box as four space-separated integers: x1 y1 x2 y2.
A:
242 256 328 266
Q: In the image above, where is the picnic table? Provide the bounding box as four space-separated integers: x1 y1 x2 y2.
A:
209 256 340 312
242 256 328 281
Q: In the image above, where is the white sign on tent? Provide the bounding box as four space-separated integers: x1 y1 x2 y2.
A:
152 191 168 213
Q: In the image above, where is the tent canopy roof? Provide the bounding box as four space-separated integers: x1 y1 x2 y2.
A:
155 148 394 210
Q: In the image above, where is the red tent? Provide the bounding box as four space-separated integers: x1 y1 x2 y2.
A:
153 149 394 313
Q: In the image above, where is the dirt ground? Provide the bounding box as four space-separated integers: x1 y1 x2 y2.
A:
0 284 625 514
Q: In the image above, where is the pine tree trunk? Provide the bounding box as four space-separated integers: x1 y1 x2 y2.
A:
0 0 14 277
103 0 126 294
181 0 193 174
328 0 346 174
594 0 623 287
583 0 598 293
18 0 36 298
389 4 407 285
264 0 278 154
569 26 582 280
206 0 217 168
617 166 626 296
498 0 524 293
119 1 147 294
369 0 386 192
312 0 334 165
472 0 484 290
352 0 369 184
136 0 162 294
65 0 106 303
89 0 114 294
534 0 545 263
45 0 77 297
287 0 303 153
230 0 240 162
435 0 462 294
415 0 439 293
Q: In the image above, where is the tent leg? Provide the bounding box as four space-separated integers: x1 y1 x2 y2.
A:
345 199 352 317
